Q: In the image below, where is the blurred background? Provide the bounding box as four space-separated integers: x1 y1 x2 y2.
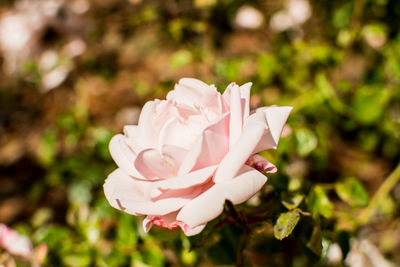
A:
0 0 400 266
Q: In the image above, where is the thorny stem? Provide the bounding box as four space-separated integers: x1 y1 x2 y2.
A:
237 229 250 267
358 161 400 224
189 216 230 251
224 201 251 267
190 201 274 251
190 201 277 263
225 200 249 230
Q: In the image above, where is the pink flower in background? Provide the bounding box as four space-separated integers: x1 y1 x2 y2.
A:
104 78 292 235
0 223 33 259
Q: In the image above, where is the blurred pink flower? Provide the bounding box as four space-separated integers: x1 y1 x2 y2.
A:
234 6 264 30
270 0 312 32
0 224 32 259
104 78 291 235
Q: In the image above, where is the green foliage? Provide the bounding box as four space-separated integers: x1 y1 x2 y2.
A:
335 177 369 207
353 86 391 125
2 0 400 266
281 193 305 210
307 186 333 219
206 225 241 265
295 128 318 157
332 2 353 29
274 209 301 240
306 227 323 256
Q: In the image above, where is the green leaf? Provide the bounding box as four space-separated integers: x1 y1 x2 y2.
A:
117 214 137 249
215 59 245 81
63 254 91 267
68 182 92 205
257 53 279 84
353 86 391 125
335 177 369 207
274 209 301 240
181 247 197 266
141 241 166 267
307 186 333 218
332 2 353 29
295 128 318 156
37 128 58 166
170 50 192 69
281 193 305 210
306 227 323 256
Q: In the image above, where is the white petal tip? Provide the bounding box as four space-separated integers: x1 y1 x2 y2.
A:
142 218 153 232
265 106 292 146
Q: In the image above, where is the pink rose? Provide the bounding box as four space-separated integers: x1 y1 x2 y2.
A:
0 223 33 259
104 78 292 236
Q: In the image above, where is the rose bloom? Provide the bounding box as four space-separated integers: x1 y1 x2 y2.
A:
104 78 292 235
0 223 33 259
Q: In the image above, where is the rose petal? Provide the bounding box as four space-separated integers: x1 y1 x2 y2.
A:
137 101 157 148
179 113 230 174
240 82 252 120
123 125 138 139
225 165 267 205
213 111 267 182
252 106 292 153
109 134 144 179
143 216 153 232
104 168 189 215
214 106 292 182
143 211 181 232
246 154 277 173
265 106 292 147
167 78 215 107
177 188 225 229
177 165 267 228
182 223 207 236
158 116 203 150
143 212 207 236
228 82 243 148
150 165 217 198
135 147 183 179
123 125 144 153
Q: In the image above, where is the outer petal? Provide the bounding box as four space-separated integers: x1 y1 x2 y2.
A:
143 212 207 236
150 165 217 198
214 106 292 182
177 186 225 229
240 82 252 120
246 154 277 173
179 113 230 174
225 165 267 205
123 125 144 153
104 168 189 216
137 101 157 148
252 106 292 153
109 134 144 179
182 223 207 236
228 82 243 148
177 165 267 228
213 111 267 182
266 106 292 148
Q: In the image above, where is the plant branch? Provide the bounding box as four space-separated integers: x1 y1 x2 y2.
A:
358 161 400 224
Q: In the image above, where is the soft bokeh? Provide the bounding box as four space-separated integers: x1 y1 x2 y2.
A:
0 0 400 266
